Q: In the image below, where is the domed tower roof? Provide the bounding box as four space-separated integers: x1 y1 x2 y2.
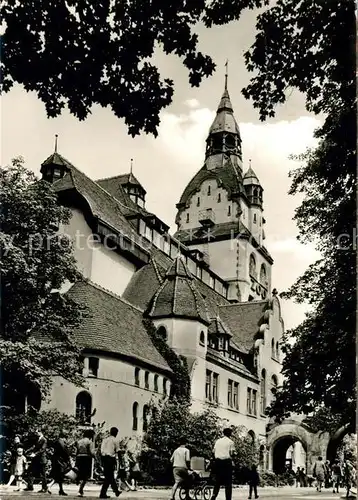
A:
243 165 262 187
148 255 210 325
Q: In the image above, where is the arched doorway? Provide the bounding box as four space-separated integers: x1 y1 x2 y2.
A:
326 424 356 463
272 435 307 474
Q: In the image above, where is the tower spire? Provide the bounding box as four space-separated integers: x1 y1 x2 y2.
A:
130 158 133 175
224 59 229 91
54 134 58 153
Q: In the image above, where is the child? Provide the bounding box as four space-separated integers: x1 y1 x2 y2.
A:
14 448 27 491
248 464 260 499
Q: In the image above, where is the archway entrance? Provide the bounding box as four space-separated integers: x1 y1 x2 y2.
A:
327 425 357 463
272 436 307 474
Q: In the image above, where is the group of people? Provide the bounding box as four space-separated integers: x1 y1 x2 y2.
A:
169 427 260 500
3 427 141 499
312 455 356 496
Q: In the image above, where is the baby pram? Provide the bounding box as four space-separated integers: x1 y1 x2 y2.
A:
178 457 213 500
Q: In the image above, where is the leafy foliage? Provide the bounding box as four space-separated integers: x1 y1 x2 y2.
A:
141 398 259 485
1 0 269 136
0 158 87 407
242 1 357 429
143 319 191 402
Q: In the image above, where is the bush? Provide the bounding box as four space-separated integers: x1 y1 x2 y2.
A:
260 471 278 487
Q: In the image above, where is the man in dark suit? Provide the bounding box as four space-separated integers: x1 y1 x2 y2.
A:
24 429 48 492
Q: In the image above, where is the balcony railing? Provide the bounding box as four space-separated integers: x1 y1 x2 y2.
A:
198 208 215 226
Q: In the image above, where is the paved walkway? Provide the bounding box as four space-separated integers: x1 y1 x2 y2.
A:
0 485 356 500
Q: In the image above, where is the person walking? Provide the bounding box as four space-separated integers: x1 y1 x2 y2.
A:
295 467 301 487
48 431 71 496
129 454 141 492
76 429 96 498
14 447 27 491
312 456 326 492
324 460 331 489
343 457 354 498
247 464 260 499
210 427 235 500
6 435 23 488
24 429 48 493
170 441 191 500
99 427 121 499
331 459 342 494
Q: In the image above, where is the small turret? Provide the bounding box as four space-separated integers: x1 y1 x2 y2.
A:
40 135 69 183
243 165 263 208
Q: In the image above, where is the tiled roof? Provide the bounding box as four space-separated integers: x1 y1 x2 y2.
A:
243 166 261 186
122 260 163 310
44 154 149 254
176 156 244 209
148 256 210 325
174 220 251 243
97 173 146 193
209 89 241 136
218 300 269 354
66 280 170 372
208 316 233 337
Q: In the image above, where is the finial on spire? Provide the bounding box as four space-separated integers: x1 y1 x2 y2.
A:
54 134 58 153
130 158 133 175
249 158 252 168
224 59 229 90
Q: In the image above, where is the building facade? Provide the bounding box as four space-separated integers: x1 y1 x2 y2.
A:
34 82 330 472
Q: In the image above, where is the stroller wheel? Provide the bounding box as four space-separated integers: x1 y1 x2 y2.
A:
201 485 212 500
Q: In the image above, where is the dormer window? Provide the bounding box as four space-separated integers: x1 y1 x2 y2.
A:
53 167 62 179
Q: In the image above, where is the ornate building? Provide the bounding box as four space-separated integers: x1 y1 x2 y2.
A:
38 81 331 472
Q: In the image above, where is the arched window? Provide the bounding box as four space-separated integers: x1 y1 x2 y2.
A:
260 369 266 414
197 197 200 207
143 405 149 432
253 213 257 223
163 378 168 397
227 205 231 216
271 375 278 403
134 367 140 386
260 264 267 286
276 341 280 361
207 185 211 195
144 371 150 390
132 402 138 431
157 326 168 341
76 391 92 424
217 193 221 203
199 331 205 346
248 430 256 445
249 254 256 277
154 374 159 392
271 338 275 358
186 213 189 223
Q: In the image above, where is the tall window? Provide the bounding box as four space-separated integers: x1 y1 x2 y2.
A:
144 371 150 390
206 370 212 401
163 378 168 396
247 388 252 414
260 264 267 286
197 197 200 207
157 326 168 341
199 331 205 346
217 193 221 203
276 341 280 360
228 380 233 407
271 375 278 403
252 390 257 416
249 254 256 277
212 373 219 403
76 391 92 424
134 367 140 386
253 213 257 223
207 186 211 195
271 338 275 358
143 405 149 432
186 213 190 223
233 382 239 410
260 369 266 414
88 357 99 377
132 402 138 431
228 205 231 216
154 374 159 392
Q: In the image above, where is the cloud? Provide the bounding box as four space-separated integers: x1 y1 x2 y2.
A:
268 237 321 262
184 98 200 109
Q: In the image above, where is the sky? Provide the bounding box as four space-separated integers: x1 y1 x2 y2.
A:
1 10 322 330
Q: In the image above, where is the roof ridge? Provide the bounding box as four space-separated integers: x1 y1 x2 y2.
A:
220 299 268 308
96 173 131 182
83 280 145 313
151 257 164 284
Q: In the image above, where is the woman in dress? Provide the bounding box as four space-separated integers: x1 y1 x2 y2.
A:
48 431 71 496
75 429 95 497
6 435 23 488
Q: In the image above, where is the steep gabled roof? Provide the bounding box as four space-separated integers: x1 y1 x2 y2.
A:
218 300 269 354
66 280 170 372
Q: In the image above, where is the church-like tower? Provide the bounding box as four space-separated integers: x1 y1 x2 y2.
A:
174 76 273 302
